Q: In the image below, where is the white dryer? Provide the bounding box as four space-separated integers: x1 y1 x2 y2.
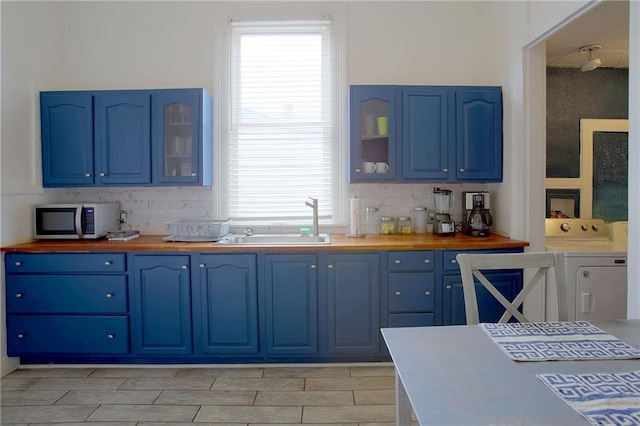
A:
545 219 628 321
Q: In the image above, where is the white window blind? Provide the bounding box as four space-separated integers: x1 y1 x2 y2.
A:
226 18 335 222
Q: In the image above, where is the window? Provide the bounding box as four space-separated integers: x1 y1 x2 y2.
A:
216 8 345 225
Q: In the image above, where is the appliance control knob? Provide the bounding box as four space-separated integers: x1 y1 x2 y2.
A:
560 223 571 232
581 224 589 231
592 224 600 231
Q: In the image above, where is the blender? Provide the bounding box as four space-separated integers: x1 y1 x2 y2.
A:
433 188 456 235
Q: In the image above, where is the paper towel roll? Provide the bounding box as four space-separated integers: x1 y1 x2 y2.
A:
350 197 361 236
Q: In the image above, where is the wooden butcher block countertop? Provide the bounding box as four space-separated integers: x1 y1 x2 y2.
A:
2 233 529 253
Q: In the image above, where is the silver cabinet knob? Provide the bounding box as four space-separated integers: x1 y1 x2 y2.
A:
17 333 25 339
328 265 334 269
446 285 452 290
191 173 196 177
356 168 362 173
394 259 401 264
459 168 465 172
450 259 457 264
14 261 22 266
104 261 112 266
443 168 448 172
106 293 113 299
424 259 430 264
181 265 188 269
424 291 431 296
99 172 106 177
311 264 317 269
199 263 205 268
395 291 401 296
107 334 115 339
15 293 23 298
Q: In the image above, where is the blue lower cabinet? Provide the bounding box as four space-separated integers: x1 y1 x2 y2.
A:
131 254 193 355
7 315 129 355
197 254 259 354
327 253 380 355
264 254 318 356
442 271 523 325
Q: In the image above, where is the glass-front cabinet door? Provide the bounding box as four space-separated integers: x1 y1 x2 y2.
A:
349 86 398 182
154 89 212 185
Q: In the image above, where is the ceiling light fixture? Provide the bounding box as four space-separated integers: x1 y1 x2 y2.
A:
579 44 602 72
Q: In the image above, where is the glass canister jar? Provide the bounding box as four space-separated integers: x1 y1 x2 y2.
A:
413 207 428 233
380 216 396 235
364 207 379 235
398 216 412 234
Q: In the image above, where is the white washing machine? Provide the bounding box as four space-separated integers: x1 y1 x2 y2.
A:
545 219 628 321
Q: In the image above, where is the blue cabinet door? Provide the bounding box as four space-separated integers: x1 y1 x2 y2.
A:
131 254 192 355
264 254 318 356
197 254 258 354
40 93 94 186
327 253 380 355
95 92 152 185
349 86 398 182
442 271 522 325
154 89 212 186
401 87 450 180
455 88 503 181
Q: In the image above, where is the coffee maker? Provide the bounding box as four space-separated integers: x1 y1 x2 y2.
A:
463 192 493 237
434 188 456 236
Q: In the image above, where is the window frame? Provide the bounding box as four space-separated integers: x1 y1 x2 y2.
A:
214 4 347 227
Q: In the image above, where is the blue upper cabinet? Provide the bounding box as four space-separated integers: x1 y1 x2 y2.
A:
349 85 503 183
349 86 398 182
454 88 503 181
95 92 152 185
153 89 213 186
40 88 212 187
40 93 95 186
402 87 450 180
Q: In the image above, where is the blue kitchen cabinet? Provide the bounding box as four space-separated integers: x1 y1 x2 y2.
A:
196 254 259 354
349 86 399 182
349 85 503 183
327 253 380 355
131 254 193 355
454 88 503 181
441 249 523 325
5 252 130 357
401 87 450 180
387 251 437 327
40 88 212 187
94 92 152 185
264 254 318 356
40 93 94 186
153 89 213 186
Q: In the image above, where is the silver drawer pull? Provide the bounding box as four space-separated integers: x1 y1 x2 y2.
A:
395 291 401 296
328 265 334 269
191 173 196 177
14 261 22 266
394 259 401 264
424 291 431 296
199 263 205 268
107 334 115 339
443 168 448 172
99 172 106 177
446 285 452 289
17 333 25 339
311 265 317 269
15 293 23 298
104 261 112 266
450 259 457 264
424 259 430 264
459 168 465 172
181 265 188 269
85 173 92 177
106 293 113 299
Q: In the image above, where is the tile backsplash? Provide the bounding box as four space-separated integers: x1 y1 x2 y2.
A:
61 183 489 235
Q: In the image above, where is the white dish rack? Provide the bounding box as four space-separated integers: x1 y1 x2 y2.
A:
164 219 230 242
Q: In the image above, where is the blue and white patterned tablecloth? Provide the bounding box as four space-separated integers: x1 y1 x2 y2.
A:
480 321 640 361
538 370 640 426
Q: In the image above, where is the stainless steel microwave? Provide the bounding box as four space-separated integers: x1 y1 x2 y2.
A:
34 203 120 239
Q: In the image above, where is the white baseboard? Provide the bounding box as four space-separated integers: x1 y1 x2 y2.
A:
1 356 19 377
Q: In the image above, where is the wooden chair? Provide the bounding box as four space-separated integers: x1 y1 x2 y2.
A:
455 251 568 325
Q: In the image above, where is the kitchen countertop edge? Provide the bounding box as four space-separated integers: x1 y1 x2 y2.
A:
1 233 529 253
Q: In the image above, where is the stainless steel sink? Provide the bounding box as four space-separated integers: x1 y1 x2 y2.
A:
219 233 331 245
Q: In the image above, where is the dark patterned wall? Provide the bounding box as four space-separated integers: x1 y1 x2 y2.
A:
546 67 628 178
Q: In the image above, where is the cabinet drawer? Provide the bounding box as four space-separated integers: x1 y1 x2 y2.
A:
6 253 126 273
7 275 127 313
7 315 129 355
388 313 435 327
388 251 434 271
388 272 435 313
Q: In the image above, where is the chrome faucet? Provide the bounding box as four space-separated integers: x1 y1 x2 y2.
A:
305 197 319 236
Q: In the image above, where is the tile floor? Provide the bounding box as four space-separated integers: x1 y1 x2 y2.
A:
1 363 415 425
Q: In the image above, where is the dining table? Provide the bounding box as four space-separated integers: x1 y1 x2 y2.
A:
381 319 640 425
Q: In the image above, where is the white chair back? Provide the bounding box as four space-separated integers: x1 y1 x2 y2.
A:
455 251 568 325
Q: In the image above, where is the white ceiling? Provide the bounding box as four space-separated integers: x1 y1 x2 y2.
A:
546 0 629 68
